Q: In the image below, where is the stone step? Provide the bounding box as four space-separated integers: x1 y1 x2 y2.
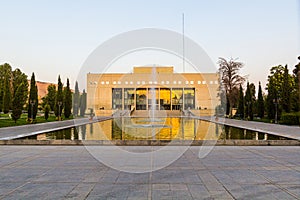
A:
131 110 181 117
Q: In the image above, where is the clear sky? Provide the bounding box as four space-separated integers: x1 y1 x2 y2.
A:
0 0 299 91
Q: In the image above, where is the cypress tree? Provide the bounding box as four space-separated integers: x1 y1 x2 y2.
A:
281 65 291 113
236 85 244 119
79 89 87 117
73 81 80 117
0 63 12 113
3 72 11 114
257 82 264 118
293 57 300 111
12 68 28 100
12 83 24 122
63 78 72 118
267 78 277 120
28 73 38 122
47 85 56 111
55 75 64 120
44 104 50 120
245 82 253 120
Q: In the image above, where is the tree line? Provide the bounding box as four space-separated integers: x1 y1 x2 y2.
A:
0 63 87 123
218 56 300 125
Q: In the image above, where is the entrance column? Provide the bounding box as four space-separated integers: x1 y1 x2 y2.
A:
182 88 185 110
158 88 161 110
146 88 148 110
170 88 172 111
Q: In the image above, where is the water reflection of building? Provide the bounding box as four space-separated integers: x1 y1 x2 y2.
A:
84 118 221 140
87 66 219 114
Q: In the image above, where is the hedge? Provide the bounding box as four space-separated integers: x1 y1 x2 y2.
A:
279 112 300 125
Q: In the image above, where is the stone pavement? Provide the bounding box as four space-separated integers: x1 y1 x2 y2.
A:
197 116 300 140
0 146 299 199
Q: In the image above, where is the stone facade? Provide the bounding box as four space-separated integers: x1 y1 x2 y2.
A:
87 66 219 113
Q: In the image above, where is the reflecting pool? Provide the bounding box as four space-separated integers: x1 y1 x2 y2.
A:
18 117 291 141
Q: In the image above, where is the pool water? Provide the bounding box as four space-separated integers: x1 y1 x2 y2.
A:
19 117 291 141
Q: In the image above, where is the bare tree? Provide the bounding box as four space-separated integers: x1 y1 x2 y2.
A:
218 57 245 116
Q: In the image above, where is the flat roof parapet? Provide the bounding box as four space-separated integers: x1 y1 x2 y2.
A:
133 66 173 74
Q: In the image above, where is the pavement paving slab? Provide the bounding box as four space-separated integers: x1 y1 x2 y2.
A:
0 146 299 199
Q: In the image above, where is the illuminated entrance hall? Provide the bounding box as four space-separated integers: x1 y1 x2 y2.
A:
113 87 195 110
87 66 219 114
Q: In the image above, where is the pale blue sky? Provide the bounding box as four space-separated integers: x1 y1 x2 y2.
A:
0 0 299 90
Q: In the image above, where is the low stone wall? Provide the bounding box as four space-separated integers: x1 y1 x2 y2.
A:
0 139 299 146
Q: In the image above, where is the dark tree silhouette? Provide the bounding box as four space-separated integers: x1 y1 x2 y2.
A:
218 57 245 116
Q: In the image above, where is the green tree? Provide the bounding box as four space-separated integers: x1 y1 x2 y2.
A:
55 75 64 120
292 56 300 111
63 78 72 118
12 68 28 109
0 63 12 112
73 81 80 117
79 89 87 117
266 65 285 93
11 83 25 122
44 104 50 120
236 85 244 119
245 82 253 120
12 68 28 98
249 83 256 115
266 65 286 121
28 73 38 122
266 78 278 120
218 57 245 116
257 82 264 118
281 65 291 113
2 71 11 114
46 84 56 111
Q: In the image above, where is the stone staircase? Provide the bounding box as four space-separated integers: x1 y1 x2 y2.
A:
130 110 181 117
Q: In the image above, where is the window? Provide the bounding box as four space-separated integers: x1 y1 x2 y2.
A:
184 88 195 109
202 81 206 84
117 81 121 84
172 88 183 110
173 81 177 84
161 81 165 85
215 81 218 84
136 88 147 110
197 81 201 84
166 81 169 84
148 88 159 110
160 88 171 110
113 81 116 84
185 81 189 84
106 81 109 84
178 81 182 84
125 81 128 85
124 88 135 110
101 81 105 85
130 81 133 85
137 81 140 85
190 81 194 84
112 88 122 109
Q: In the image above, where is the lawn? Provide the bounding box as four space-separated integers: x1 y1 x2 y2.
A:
0 113 73 128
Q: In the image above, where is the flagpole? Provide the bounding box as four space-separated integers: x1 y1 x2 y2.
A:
182 13 185 73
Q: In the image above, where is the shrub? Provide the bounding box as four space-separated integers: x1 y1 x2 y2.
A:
279 112 300 125
44 104 50 120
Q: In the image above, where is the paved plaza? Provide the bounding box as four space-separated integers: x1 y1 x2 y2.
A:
0 146 299 199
